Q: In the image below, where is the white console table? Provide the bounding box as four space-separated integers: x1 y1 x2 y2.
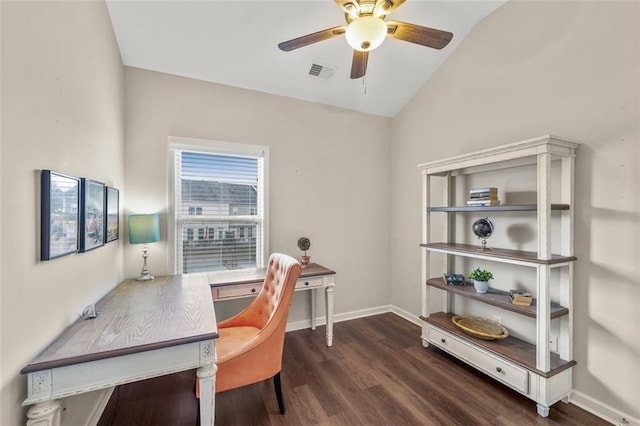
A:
21 274 218 426
208 263 336 346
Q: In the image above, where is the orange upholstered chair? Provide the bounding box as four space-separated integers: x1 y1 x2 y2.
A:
201 253 302 413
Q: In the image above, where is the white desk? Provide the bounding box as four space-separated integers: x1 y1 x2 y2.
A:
21 274 218 426
208 263 336 346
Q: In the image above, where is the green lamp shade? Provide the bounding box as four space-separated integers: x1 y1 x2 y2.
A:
128 214 160 244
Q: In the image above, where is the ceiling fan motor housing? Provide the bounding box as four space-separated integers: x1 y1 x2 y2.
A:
345 15 387 52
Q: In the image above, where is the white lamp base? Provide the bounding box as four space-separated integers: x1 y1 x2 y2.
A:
136 245 155 282
136 273 155 282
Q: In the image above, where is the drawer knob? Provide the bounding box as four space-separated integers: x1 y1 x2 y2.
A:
251 288 257 293
441 338 446 343
496 367 502 373
305 281 309 286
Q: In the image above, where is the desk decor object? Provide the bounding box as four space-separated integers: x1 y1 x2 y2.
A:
128 214 160 281
452 315 509 340
468 267 493 294
472 217 494 249
40 170 80 260
467 187 501 207
80 178 106 252
443 273 467 286
297 236 311 267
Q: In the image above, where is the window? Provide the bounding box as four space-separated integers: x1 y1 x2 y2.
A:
170 138 268 274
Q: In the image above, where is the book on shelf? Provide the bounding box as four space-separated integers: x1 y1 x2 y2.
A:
469 193 499 200
466 199 501 206
509 289 533 306
443 273 467 286
469 187 498 195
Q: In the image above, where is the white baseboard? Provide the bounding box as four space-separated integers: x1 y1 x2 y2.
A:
286 304 394 332
389 305 421 326
570 390 639 426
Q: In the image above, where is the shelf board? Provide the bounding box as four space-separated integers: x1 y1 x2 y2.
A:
421 242 577 265
426 278 569 319
427 204 570 213
421 312 576 378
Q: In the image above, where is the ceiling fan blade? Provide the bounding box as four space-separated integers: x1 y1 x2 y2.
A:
350 50 369 79
278 26 347 52
386 21 453 49
374 0 406 17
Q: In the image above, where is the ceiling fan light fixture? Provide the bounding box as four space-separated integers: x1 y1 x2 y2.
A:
345 16 387 52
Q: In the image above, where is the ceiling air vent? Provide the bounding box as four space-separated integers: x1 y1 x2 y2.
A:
307 62 336 81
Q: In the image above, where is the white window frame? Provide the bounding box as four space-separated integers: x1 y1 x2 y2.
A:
168 136 269 275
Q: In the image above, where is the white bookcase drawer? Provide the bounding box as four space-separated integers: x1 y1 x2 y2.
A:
428 325 529 394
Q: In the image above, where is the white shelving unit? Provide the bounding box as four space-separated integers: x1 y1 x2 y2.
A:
418 135 579 417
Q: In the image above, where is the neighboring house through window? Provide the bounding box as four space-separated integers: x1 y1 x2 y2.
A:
169 137 268 274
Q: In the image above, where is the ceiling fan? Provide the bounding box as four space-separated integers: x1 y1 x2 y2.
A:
278 0 453 79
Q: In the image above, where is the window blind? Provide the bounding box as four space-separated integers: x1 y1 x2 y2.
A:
174 150 264 273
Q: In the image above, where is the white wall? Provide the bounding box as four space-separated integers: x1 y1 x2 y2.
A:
124 67 392 323
390 0 639 422
0 2 125 424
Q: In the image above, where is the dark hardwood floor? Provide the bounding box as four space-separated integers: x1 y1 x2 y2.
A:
98 313 608 426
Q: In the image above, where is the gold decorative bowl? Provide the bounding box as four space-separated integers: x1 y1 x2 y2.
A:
452 315 509 340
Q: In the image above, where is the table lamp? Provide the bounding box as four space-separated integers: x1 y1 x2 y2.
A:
128 214 160 281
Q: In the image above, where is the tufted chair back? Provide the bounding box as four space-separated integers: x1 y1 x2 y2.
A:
210 253 302 407
232 253 298 331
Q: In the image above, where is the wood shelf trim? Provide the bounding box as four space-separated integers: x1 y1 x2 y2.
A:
421 312 576 378
421 242 577 265
426 278 569 319
427 204 570 213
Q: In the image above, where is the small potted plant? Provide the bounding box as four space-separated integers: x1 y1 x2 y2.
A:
468 267 493 294
297 237 311 268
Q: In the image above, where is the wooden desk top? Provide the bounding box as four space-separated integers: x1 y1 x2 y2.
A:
208 263 335 287
22 274 218 374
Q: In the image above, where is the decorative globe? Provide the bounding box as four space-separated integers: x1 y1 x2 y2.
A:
472 218 494 249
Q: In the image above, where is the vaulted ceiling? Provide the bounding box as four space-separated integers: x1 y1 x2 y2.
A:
106 0 506 117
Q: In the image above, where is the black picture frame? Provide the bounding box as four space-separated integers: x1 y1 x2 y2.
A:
41 170 80 260
105 187 119 243
80 178 106 252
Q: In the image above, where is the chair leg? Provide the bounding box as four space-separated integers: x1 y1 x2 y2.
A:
273 372 286 414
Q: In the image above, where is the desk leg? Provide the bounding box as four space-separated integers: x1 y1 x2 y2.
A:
197 362 218 425
309 288 317 330
325 284 335 347
26 400 62 426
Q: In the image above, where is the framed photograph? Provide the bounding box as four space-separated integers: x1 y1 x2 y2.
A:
105 187 119 243
80 178 106 252
41 170 80 260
